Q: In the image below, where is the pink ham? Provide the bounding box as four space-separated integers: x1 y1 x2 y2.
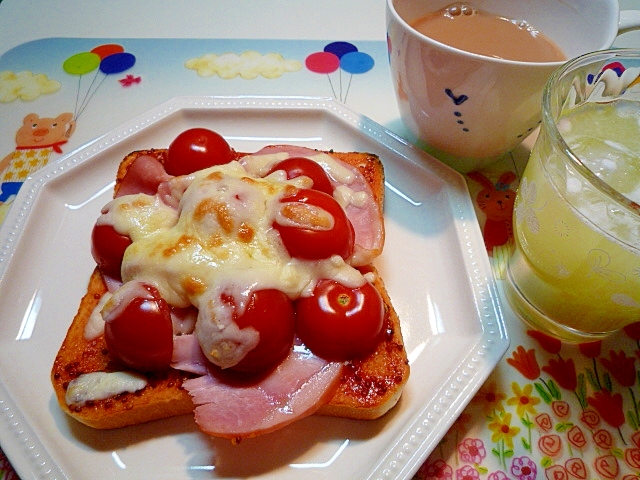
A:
249 145 384 265
115 155 173 198
172 334 209 375
250 145 324 159
338 169 384 266
181 348 343 439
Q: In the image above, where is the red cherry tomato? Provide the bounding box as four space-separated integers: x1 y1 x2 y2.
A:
91 223 132 280
229 289 295 373
165 128 234 176
273 188 354 260
266 157 334 195
103 282 174 372
295 279 385 361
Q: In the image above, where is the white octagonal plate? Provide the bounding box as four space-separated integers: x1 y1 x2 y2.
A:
0 96 508 480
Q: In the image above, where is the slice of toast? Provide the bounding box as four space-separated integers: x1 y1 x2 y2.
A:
51 147 409 430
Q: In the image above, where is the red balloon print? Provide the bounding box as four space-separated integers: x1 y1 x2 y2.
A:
91 44 125 60
305 51 340 74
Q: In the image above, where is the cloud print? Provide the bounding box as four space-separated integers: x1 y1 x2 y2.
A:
0 71 61 102
185 51 302 79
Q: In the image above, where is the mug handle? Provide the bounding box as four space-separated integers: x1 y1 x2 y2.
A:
619 10 640 34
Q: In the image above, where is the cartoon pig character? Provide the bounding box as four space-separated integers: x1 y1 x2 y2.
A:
0 112 76 207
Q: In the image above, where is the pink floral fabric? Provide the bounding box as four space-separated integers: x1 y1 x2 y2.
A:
414 320 640 480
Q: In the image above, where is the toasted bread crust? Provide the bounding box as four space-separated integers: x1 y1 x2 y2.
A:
318 265 409 420
51 147 408 430
51 269 195 429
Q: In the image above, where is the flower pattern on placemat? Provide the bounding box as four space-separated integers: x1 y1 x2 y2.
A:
415 324 640 480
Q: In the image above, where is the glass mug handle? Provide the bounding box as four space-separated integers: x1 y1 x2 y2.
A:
618 10 640 34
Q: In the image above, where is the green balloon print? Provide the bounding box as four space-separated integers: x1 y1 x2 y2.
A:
63 52 101 75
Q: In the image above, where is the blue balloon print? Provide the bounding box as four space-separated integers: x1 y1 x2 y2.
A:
324 41 358 59
100 52 136 75
340 51 374 74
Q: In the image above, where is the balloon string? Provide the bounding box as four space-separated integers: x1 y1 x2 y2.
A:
73 75 82 120
76 73 108 121
326 74 338 100
343 74 354 104
76 69 101 120
339 68 343 103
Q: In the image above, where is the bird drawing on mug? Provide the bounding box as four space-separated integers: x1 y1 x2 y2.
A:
445 88 469 132
467 170 518 252
445 88 468 106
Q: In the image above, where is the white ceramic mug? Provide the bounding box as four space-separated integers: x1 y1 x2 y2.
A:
386 0 640 172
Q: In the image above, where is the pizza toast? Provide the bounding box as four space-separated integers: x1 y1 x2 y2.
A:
51 144 409 434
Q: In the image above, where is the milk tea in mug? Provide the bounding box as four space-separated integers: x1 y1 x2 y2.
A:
410 3 566 62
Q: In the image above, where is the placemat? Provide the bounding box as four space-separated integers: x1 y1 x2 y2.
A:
4 37 640 480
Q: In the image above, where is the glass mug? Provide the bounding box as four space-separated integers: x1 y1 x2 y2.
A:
504 49 640 343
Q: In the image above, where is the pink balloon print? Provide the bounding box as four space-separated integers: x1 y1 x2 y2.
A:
305 51 340 74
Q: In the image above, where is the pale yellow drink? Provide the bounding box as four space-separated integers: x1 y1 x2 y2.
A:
506 92 640 341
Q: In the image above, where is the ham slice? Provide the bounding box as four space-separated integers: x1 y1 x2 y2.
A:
248 145 384 265
115 155 173 198
336 172 384 266
181 347 343 439
172 334 209 375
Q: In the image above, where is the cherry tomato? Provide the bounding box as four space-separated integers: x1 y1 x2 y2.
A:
295 279 385 361
266 157 334 195
103 282 174 372
165 128 234 176
229 289 295 373
273 188 354 260
91 223 132 280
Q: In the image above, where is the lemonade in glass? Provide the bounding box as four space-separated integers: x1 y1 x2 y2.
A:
505 50 640 342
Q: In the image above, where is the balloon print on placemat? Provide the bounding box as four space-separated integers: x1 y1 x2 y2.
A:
305 41 374 103
63 44 137 120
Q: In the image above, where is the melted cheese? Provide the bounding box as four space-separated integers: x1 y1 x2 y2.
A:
240 151 289 176
334 184 369 209
311 153 357 184
85 291 112 340
65 371 147 406
99 192 179 240
109 155 367 369
240 151 357 185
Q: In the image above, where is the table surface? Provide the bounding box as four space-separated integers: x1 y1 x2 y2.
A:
2 1 640 479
